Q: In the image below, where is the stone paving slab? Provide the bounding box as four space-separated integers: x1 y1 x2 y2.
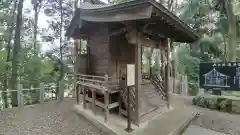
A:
183 125 227 135
74 94 198 135
140 106 197 135
0 99 106 135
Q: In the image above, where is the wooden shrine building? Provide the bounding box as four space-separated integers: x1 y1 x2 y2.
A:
65 0 198 126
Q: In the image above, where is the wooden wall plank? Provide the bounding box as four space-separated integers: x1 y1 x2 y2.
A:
88 24 110 75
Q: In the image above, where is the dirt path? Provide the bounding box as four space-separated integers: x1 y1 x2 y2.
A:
0 99 106 135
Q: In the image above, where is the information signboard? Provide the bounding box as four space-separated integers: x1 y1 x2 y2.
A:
127 64 135 86
199 62 240 91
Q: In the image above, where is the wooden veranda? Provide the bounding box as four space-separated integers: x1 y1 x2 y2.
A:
65 0 198 126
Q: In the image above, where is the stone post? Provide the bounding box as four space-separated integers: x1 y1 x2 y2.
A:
17 84 23 106
39 83 45 104
59 80 64 100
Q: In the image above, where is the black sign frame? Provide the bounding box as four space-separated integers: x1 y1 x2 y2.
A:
199 62 240 91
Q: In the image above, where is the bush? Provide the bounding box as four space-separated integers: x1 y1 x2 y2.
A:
219 99 232 112
193 95 209 108
188 83 198 96
208 98 218 109
192 94 233 112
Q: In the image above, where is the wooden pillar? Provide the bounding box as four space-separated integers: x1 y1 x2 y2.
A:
83 86 86 109
160 50 165 78
104 91 109 122
74 39 81 102
141 47 143 76
134 32 141 125
172 59 176 93
92 89 96 114
73 39 79 99
118 91 122 116
165 38 170 109
86 46 91 74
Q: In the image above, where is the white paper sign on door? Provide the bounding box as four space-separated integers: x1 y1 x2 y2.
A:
127 64 135 86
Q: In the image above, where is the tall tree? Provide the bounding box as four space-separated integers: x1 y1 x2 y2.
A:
224 0 237 61
31 0 43 102
54 0 64 98
74 0 79 9
42 0 74 97
2 0 18 108
59 0 63 61
11 0 24 107
206 0 239 61
32 0 42 50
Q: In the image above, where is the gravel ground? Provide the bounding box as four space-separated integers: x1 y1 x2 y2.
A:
170 94 240 135
0 99 107 135
191 107 240 135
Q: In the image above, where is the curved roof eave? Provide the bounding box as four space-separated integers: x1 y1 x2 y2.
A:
65 0 199 42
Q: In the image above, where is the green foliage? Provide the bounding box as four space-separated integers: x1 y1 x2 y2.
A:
0 0 76 108
16 46 57 88
232 0 240 15
188 83 199 96
42 0 74 40
175 45 200 95
152 57 161 75
193 94 237 113
174 0 237 95
0 3 11 41
0 50 8 82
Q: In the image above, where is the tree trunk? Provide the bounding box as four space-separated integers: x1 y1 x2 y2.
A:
225 0 237 62
32 0 42 103
56 0 64 97
74 0 79 9
33 3 40 50
11 0 24 107
60 0 63 61
223 35 227 62
2 0 18 108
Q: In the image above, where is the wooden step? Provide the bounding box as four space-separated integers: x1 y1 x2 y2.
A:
139 83 167 116
120 83 166 120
